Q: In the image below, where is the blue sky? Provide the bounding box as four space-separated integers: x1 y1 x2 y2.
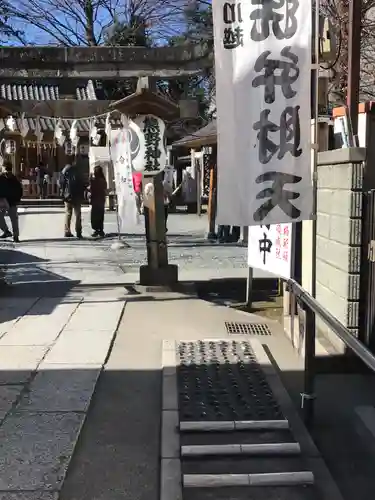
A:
4 0 211 47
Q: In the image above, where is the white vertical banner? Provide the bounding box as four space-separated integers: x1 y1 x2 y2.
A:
213 0 313 226
248 223 293 279
110 123 139 232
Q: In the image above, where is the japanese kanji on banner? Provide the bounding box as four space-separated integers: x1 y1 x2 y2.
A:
110 123 139 232
213 0 313 226
248 223 292 279
132 115 167 173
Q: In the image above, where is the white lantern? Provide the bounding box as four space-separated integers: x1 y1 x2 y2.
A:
65 141 74 156
5 140 16 154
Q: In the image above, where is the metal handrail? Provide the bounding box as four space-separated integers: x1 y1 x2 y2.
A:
284 278 375 426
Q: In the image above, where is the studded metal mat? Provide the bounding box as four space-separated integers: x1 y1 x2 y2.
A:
177 340 283 421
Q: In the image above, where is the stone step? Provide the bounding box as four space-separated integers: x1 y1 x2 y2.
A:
181 442 301 457
179 420 289 432
160 339 343 500
183 471 314 488
180 428 295 446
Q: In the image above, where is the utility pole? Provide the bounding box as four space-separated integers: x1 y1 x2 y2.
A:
347 0 362 137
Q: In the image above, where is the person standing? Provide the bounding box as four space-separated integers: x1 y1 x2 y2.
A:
35 162 47 199
163 177 172 233
217 224 230 243
0 162 23 242
59 163 85 238
88 165 107 238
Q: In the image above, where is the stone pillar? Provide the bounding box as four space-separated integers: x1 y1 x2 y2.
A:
139 173 178 287
314 148 365 353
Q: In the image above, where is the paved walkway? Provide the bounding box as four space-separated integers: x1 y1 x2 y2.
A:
5 207 266 284
0 208 128 499
0 207 251 499
1 207 374 500
58 291 341 500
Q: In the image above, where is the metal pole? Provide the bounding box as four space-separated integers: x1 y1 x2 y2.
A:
302 2 320 426
246 266 253 308
302 305 316 427
311 0 320 300
347 0 362 137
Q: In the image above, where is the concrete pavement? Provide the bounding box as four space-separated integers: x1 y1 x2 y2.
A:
6 207 269 284
0 208 127 498
58 292 341 500
1 207 374 500
0 207 253 498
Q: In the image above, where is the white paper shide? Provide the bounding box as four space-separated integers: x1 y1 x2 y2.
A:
213 0 313 226
248 223 293 279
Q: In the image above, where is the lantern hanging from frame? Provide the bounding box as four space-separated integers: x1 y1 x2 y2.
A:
65 141 74 156
89 119 101 146
5 140 16 154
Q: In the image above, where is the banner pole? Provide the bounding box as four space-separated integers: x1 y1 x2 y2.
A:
311 0 320 299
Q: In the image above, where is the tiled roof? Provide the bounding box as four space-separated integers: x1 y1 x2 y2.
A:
173 119 217 146
0 116 121 133
0 80 97 101
0 83 60 100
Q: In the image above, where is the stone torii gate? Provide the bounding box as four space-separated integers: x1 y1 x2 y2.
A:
0 45 212 79
0 44 212 287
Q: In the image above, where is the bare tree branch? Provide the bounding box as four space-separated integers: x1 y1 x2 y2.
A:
3 0 200 46
321 0 375 103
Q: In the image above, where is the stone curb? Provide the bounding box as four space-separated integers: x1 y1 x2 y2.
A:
161 340 182 500
183 471 315 488
181 442 301 456
179 419 289 432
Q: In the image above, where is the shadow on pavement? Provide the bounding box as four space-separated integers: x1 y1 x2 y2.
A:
58 361 375 500
0 285 375 500
195 277 279 307
0 248 78 323
0 248 48 265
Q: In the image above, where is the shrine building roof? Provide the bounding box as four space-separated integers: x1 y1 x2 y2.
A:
0 80 98 101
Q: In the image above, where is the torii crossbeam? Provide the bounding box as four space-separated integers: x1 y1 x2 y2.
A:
0 44 213 79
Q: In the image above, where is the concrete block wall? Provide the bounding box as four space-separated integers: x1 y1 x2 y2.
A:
315 148 366 352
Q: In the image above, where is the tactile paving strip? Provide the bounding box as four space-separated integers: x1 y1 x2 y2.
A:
177 340 283 421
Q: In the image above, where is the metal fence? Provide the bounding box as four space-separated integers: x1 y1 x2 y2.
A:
360 189 375 348
284 278 375 428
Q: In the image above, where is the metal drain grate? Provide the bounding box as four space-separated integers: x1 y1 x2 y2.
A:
225 321 272 336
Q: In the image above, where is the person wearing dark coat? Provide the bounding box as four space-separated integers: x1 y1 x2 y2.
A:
35 162 48 199
0 162 23 242
59 163 85 238
88 165 107 238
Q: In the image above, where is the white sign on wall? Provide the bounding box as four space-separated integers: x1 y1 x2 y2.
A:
213 0 313 226
248 223 293 279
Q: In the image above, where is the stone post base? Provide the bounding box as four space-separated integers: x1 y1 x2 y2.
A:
139 264 178 287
